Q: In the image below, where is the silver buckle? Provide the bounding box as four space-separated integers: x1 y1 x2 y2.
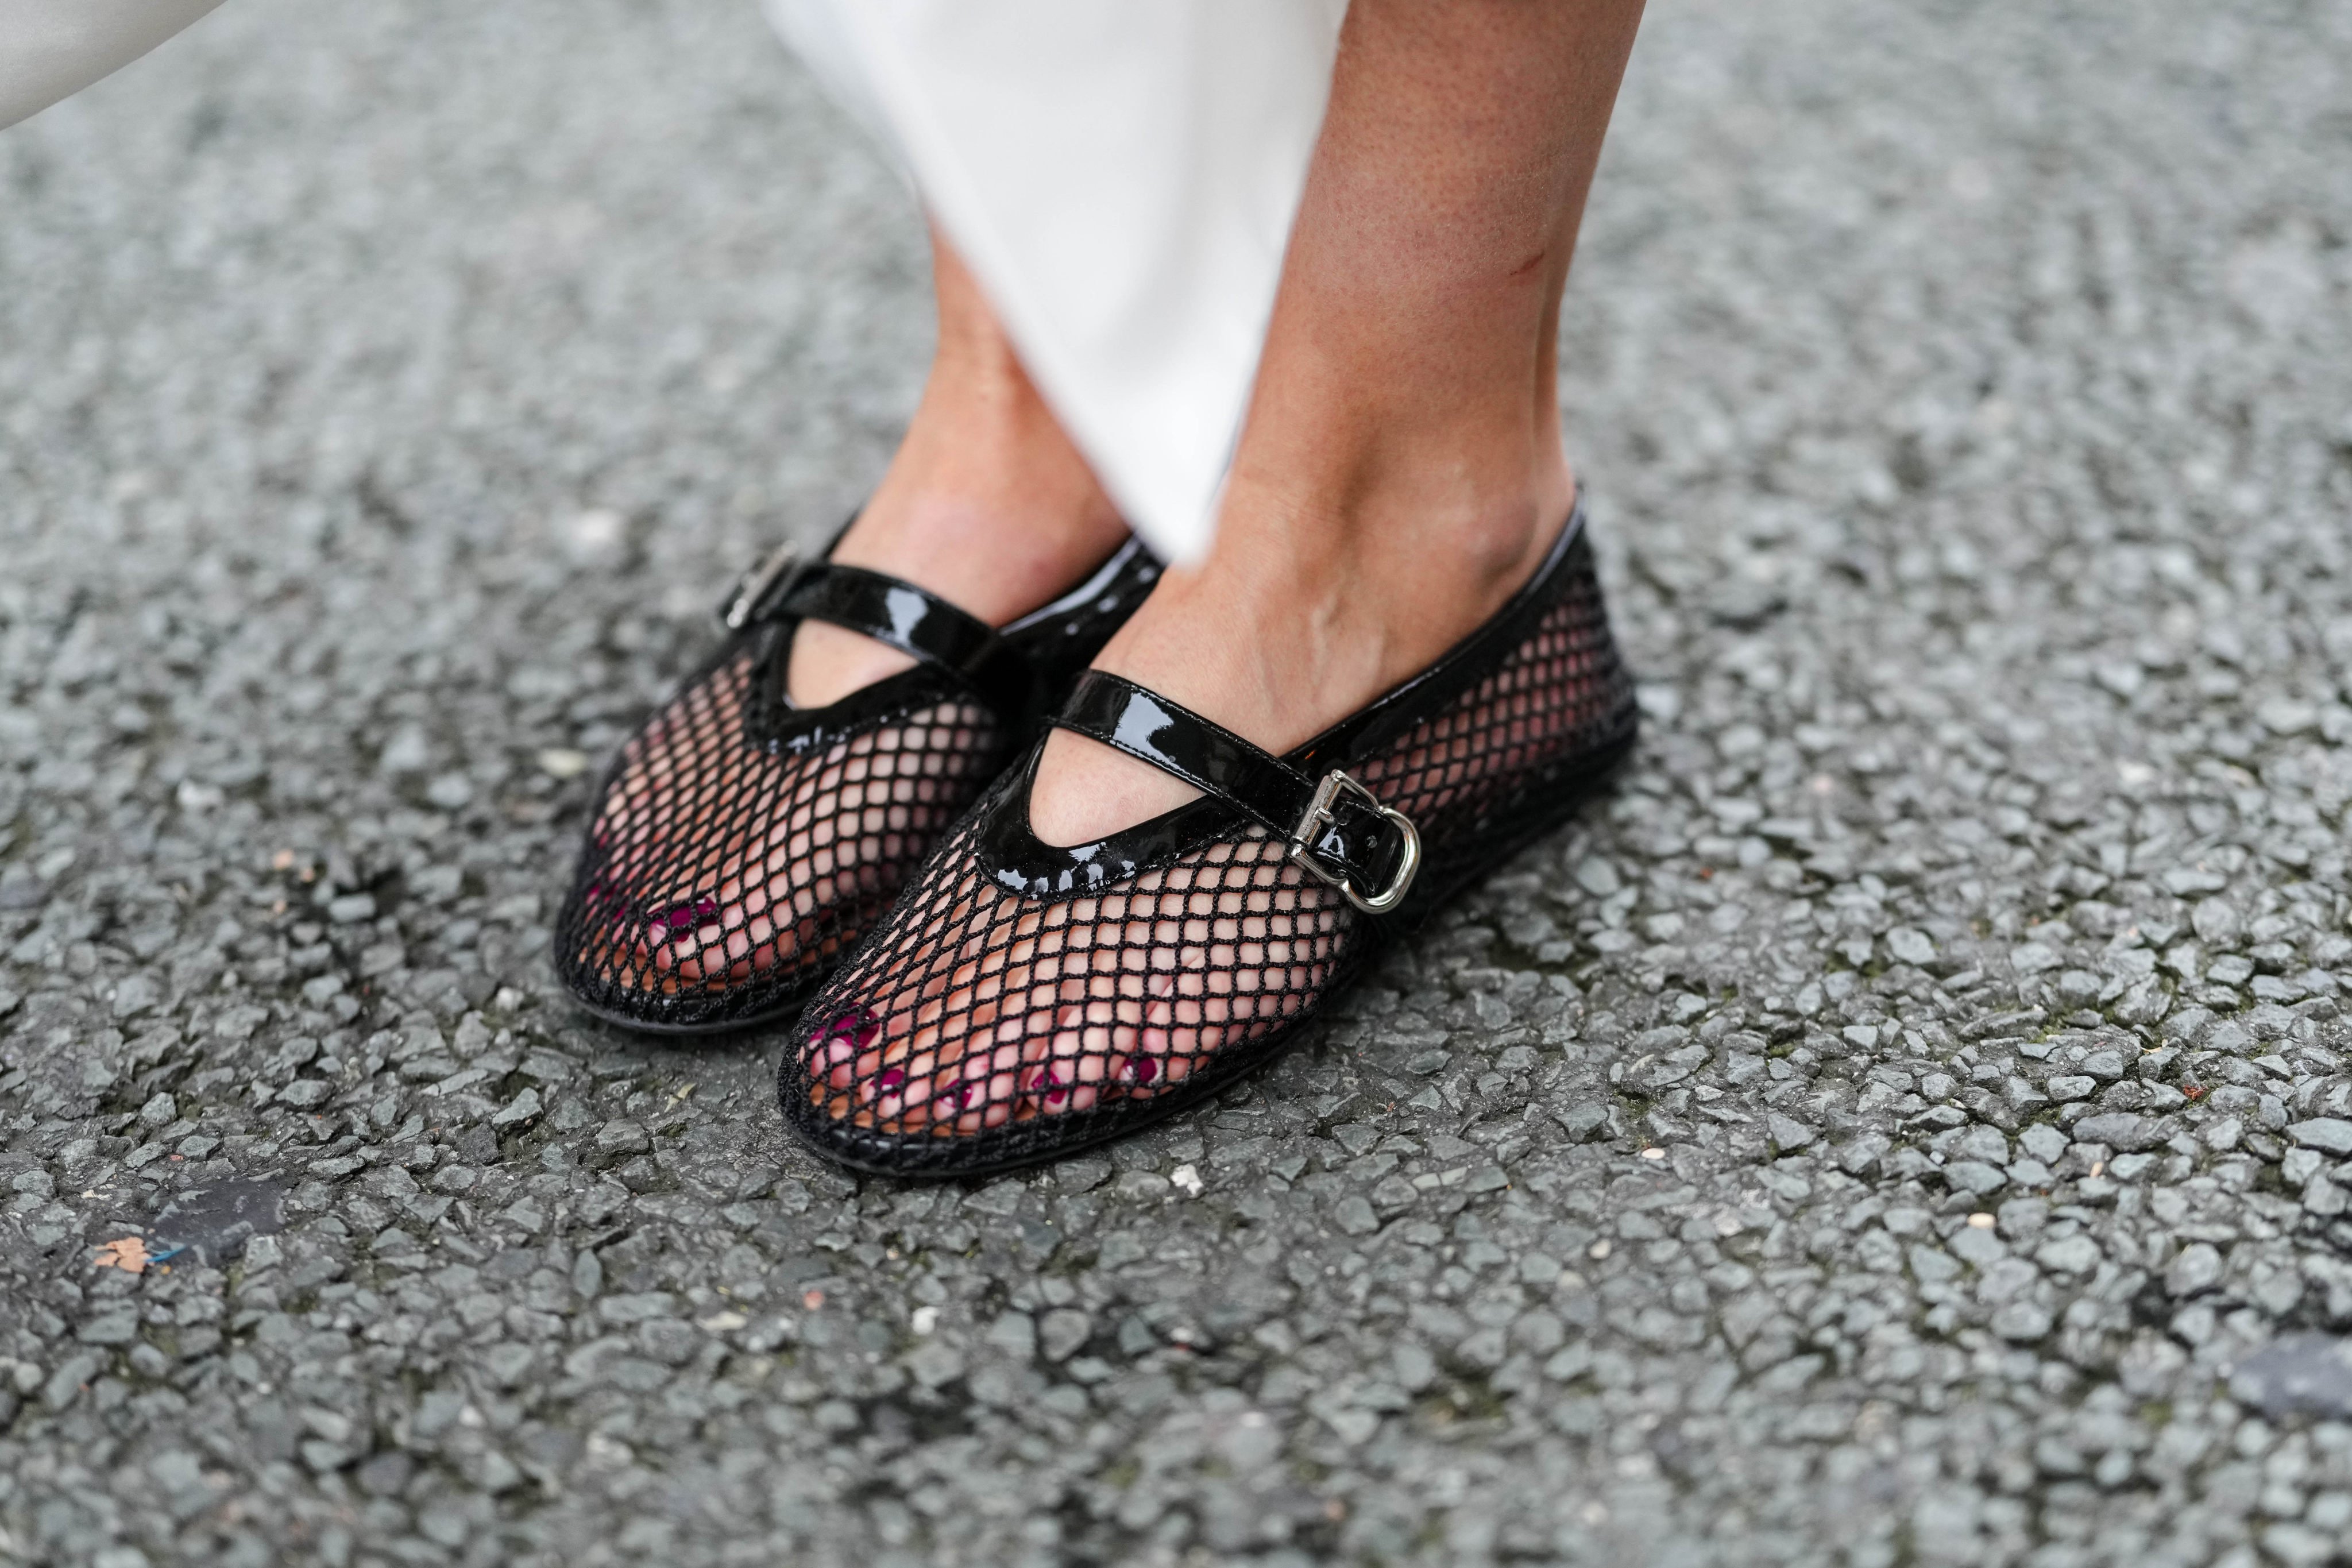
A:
1287 770 1421 915
720 541 804 630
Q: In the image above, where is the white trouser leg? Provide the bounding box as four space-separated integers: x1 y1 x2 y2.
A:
1 0 227 130
755 0 1347 563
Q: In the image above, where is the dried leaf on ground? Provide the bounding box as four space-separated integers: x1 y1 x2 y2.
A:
92 1235 150 1274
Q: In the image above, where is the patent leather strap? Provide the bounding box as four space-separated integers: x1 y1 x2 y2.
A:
1051 672 1421 913
748 562 1037 720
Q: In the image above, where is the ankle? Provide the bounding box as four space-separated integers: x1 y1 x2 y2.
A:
839 362 1124 622
1214 442 1573 633
787 341 1128 712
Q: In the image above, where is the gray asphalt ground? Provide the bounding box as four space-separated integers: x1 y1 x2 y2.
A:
5 1 2352 1563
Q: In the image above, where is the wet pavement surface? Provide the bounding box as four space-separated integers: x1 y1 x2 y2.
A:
5 2 2352 1563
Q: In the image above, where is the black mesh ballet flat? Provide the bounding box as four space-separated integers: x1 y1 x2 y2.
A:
778 501 1639 1176
554 531 1163 1035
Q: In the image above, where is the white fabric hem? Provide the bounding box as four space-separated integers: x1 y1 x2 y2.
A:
764 2 1344 562
0 0 227 130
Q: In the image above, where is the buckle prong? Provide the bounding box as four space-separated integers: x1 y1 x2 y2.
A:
721 541 805 630
1287 770 1420 915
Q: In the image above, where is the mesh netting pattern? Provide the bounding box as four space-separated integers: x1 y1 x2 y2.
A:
556 641 1007 1032
781 534 1637 1173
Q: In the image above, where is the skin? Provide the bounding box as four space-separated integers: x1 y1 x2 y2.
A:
805 0 1651 1129
786 230 1129 708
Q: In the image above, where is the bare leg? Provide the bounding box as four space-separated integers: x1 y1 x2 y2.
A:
789 224 1129 706
1030 0 1646 843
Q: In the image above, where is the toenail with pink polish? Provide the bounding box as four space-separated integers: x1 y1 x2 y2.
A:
819 1007 879 1051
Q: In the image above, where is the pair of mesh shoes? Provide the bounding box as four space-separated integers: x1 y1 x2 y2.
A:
554 501 1639 1177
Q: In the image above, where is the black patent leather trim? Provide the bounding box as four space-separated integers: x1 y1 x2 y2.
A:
771 565 1034 718
736 533 1163 758
994 536 1164 711
748 650 976 761
974 501 1590 899
1051 673 1407 894
1054 674 1309 826
976 751 1247 898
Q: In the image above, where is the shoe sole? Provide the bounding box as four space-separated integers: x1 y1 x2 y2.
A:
561 974 822 1038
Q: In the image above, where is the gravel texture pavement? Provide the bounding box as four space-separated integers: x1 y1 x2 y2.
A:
5 2 2352 1564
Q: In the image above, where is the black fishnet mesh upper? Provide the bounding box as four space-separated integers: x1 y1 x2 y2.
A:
782 538 1635 1172
556 640 1007 1030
